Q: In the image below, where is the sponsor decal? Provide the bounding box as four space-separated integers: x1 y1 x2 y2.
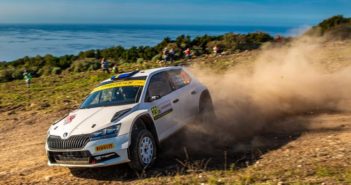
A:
64 114 76 124
63 132 68 138
151 101 173 120
91 80 146 93
151 106 160 117
96 143 114 152
154 108 173 120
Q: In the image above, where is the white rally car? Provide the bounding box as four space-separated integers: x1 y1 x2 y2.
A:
46 66 214 171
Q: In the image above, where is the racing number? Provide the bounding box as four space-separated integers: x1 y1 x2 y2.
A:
151 106 160 117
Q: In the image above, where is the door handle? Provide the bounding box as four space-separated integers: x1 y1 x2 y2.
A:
173 99 179 103
191 90 197 95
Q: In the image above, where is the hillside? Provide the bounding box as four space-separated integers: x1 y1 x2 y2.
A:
0 37 351 184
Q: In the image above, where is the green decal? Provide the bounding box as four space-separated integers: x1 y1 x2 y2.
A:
151 106 160 117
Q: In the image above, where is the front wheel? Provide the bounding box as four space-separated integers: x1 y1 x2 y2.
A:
128 129 157 171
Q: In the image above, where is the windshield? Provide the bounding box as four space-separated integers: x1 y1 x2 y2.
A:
80 79 145 109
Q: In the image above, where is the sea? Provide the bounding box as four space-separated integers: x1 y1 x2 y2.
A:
0 24 299 61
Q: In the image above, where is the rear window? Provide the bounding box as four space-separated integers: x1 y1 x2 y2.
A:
168 69 192 90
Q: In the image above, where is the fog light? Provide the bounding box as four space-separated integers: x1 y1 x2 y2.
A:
93 153 119 163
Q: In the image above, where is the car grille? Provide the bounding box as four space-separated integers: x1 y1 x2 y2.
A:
47 135 91 150
48 151 91 164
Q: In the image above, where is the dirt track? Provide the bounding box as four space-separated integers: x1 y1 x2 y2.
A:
1 108 351 184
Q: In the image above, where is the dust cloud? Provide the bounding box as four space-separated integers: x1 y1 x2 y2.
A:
182 36 351 150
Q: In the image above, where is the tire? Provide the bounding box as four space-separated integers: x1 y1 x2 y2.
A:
199 91 216 122
128 126 157 171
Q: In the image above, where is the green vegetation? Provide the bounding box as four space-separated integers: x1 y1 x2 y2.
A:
317 15 351 34
306 15 351 38
0 32 273 83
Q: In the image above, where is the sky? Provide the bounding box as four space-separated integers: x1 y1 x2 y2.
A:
0 0 350 26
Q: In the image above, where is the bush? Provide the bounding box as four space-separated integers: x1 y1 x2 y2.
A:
51 67 62 75
88 61 100 71
151 54 161 62
11 69 23 80
37 66 52 76
306 15 351 37
70 60 100 72
0 69 14 82
318 15 350 34
137 58 144 63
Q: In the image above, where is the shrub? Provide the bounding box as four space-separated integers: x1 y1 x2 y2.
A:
11 69 23 80
38 66 52 76
151 54 161 62
51 67 62 75
71 60 100 72
318 15 350 34
137 58 144 63
0 69 14 82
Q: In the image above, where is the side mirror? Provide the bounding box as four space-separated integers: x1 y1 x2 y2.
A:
148 95 161 102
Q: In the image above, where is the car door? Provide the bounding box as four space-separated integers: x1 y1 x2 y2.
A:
145 71 180 141
168 69 197 126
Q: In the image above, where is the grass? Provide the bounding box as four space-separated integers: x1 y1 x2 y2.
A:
0 58 229 113
0 71 109 112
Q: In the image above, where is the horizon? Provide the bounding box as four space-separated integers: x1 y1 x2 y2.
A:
0 0 350 27
0 23 298 28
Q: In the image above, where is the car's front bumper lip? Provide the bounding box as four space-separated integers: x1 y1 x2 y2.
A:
46 134 130 167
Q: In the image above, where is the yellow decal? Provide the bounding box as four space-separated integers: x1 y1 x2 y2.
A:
91 80 145 93
95 143 114 152
151 106 160 117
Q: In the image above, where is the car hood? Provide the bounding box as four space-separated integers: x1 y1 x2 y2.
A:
49 104 136 139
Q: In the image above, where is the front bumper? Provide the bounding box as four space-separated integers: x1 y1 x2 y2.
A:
46 134 130 168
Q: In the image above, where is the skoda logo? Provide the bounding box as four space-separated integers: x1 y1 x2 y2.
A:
63 132 68 138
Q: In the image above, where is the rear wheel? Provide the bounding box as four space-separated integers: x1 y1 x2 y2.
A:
199 91 216 122
128 121 157 171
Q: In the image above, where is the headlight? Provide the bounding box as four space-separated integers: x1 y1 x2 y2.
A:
90 124 121 141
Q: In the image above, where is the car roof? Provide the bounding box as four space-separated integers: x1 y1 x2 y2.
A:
133 66 182 77
100 66 182 84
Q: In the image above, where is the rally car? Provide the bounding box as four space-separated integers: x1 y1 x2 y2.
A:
45 66 214 171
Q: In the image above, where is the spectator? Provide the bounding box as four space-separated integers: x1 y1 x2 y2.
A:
169 48 175 63
163 47 169 62
23 69 32 88
184 48 192 60
100 58 110 73
275 35 283 43
213 45 219 56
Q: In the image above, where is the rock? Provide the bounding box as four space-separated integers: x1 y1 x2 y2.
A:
40 102 50 108
336 154 344 158
0 171 7 176
63 99 71 103
44 176 52 181
7 111 16 115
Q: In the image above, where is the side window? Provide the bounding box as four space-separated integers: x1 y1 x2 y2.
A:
87 92 101 105
147 72 172 99
168 69 192 90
